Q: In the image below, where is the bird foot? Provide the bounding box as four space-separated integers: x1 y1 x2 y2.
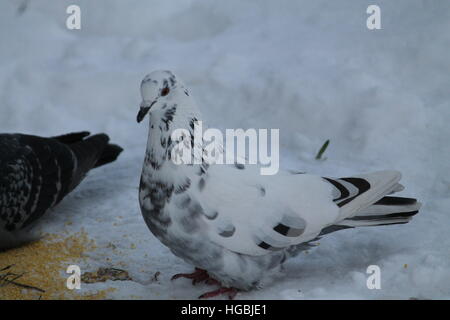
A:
171 268 218 285
198 287 239 300
172 268 237 299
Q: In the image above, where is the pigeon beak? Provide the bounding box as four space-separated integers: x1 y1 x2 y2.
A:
136 101 156 123
137 107 150 123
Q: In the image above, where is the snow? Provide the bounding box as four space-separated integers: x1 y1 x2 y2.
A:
1 0 449 299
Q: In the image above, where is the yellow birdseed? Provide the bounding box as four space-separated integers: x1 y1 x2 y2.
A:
0 231 114 300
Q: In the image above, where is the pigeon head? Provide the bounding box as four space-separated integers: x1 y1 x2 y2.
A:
137 70 184 123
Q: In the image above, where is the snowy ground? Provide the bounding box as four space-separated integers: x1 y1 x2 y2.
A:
1 0 449 299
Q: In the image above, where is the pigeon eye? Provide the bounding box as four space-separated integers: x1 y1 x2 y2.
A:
161 87 170 96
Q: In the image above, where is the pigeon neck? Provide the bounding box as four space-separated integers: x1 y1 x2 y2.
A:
143 98 202 185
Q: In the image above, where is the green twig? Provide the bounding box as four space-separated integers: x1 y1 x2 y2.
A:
315 139 330 160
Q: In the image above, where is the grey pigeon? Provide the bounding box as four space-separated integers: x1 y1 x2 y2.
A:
136 70 421 299
0 131 123 249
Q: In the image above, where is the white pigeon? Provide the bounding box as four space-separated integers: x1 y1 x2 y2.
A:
136 70 421 299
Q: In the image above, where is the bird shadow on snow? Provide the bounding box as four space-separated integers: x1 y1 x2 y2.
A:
144 228 414 300
260 228 416 298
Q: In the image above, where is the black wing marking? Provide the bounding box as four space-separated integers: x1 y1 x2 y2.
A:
373 196 417 206
257 241 285 251
323 177 349 201
347 210 418 221
323 177 371 207
255 213 308 251
272 215 306 237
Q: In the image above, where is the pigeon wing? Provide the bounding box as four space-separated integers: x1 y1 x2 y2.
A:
0 134 77 231
182 164 339 256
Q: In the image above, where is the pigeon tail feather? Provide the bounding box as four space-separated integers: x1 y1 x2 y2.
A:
93 143 123 168
66 133 121 190
322 171 420 233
